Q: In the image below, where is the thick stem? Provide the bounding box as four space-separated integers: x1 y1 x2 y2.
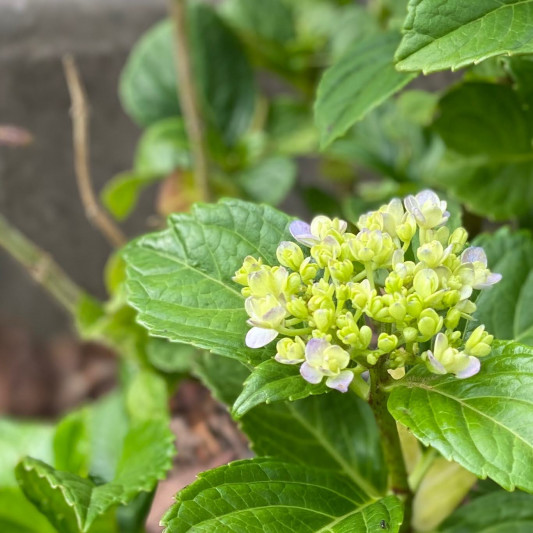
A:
168 0 211 202
0 213 83 315
369 359 413 532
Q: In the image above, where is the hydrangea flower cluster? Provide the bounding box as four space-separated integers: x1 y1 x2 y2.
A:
233 191 501 393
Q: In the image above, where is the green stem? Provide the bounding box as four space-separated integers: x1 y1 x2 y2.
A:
0 213 84 315
277 326 312 336
408 447 438 492
364 262 375 289
349 373 370 401
369 359 413 532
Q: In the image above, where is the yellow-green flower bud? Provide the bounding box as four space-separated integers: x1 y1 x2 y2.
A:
248 266 288 298
286 297 309 319
464 325 493 357
310 216 347 241
311 236 341 268
403 327 418 343
286 272 303 294
417 308 443 338
275 336 305 364
276 241 304 271
413 268 440 299
442 290 460 308
444 308 461 329
335 284 351 302
299 257 319 284
385 271 404 294
233 256 263 285
378 333 398 353
367 352 380 365
348 229 395 267
329 259 354 283
406 294 423 318
417 240 451 268
449 227 468 253
350 279 374 309
313 308 335 332
389 301 407 322
396 213 417 243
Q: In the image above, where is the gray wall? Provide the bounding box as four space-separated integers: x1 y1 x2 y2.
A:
0 0 166 335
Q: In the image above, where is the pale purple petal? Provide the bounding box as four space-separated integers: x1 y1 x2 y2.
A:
245 327 278 348
416 189 439 206
305 337 328 365
456 356 481 379
461 247 487 266
426 350 447 375
326 370 354 392
275 353 302 365
476 272 502 288
289 220 318 247
300 362 323 384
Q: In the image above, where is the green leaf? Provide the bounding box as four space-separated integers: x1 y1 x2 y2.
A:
102 171 160 221
16 374 175 533
388 341 533 492
469 228 533 345
232 359 327 417
194 354 388 497
315 32 417 148
237 156 297 205
120 9 255 146
134 117 190 175
146 337 197 374
0 419 54 487
396 0 533 73
161 458 403 532
438 491 533 532
428 82 533 219
124 199 292 364
222 0 295 45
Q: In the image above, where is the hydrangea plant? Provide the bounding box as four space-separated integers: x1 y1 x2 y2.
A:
123 190 533 533
235 190 500 396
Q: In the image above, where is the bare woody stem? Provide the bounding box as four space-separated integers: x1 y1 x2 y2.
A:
369 359 413 533
0 213 84 315
62 55 127 248
168 0 211 202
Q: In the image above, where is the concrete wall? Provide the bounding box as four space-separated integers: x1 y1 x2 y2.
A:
0 0 166 336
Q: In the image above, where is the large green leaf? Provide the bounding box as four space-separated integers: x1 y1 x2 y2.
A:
438 491 533 532
388 341 533 492
124 199 292 365
15 373 175 533
161 458 403 532
396 0 533 73
193 354 387 497
469 228 533 345
429 82 533 219
232 359 327 417
120 7 255 145
315 32 417 148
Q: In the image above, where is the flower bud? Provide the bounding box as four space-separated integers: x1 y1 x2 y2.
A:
417 241 447 268
444 308 461 329
311 236 341 268
299 257 319 284
350 279 374 309
276 241 304 271
413 268 440 299
389 301 407 322
335 284 351 302
449 227 468 253
313 308 335 332
233 256 263 285
406 294 423 318
275 337 305 364
403 327 418 343
310 216 347 241
396 213 417 242
378 333 398 353
329 258 354 283
464 325 493 357
286 298 309 319
417 308 443 338
404 190 449 229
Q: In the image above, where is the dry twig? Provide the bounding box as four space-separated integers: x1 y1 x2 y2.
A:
62 55 127 248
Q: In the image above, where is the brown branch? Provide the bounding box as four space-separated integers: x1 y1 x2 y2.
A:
168 0 211 202
0 213 84 315
62 55 127 248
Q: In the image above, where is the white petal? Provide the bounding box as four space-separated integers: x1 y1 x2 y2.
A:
404 195 418 215
326 370 354 392
476 272 502 288
416 189 440 206
289 220 317 247
461 247 487 266
300 362 323 384
274 354 302 365
455 356 481 379
305 337 328 365
245 327 278 348
427 350 447 375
